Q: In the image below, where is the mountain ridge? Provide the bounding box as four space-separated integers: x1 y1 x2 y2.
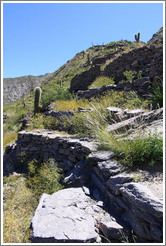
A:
3 28 163 105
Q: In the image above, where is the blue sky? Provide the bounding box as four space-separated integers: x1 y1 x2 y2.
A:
3 1 164 78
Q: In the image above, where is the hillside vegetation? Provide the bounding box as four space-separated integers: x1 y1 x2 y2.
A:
3 28 163 243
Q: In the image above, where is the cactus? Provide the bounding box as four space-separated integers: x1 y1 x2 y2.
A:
34 87 42 114
135 32 140 42
87 53 90 65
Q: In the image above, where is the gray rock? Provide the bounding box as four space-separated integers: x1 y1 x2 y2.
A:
63 160 92 186
88 151 115 164
92 188 101 200
99 214 124 240
126 109 145 117
91 173 106 193
31 188 98 243
94 160 122 181
82 186 91 196
150 224 163 241
107 108 163 133
132 77 150 87
122 212 152 240
106 174 133 194
119 182 163 217
107 107 122 113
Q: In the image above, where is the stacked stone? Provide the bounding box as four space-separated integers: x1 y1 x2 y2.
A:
15 131 97 172
76 77 152 100
3 130 163 243
103 45 163 83
87 150 163 242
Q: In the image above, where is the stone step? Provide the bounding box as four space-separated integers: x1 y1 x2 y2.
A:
30 187 124 243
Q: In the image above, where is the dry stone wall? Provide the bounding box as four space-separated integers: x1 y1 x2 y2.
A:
103 45 163 83
76 77 152 100
3 130 163 243
69 45 162 94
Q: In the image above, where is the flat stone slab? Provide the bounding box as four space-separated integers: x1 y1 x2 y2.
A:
126 109 145 117
107 107 122 113
119 182 163 217
94 160 122 181
31 188 98 243
88 151 115 164
106 173 133 194
107 108 163 133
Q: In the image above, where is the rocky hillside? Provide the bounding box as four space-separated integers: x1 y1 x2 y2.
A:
3 73 53 105
148 27 163 45
3 28 163 106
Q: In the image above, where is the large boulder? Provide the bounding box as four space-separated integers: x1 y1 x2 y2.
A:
30 188 98 243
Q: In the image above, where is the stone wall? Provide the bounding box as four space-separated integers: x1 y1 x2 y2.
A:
69 45 163 93
103 45 163 83
3 130 163 243
76 77 152 99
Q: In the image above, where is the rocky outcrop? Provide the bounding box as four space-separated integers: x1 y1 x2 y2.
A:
70 65 101 92
30 188 99 243
148 27 163 45
70 43 162 95
30 186 126 243
103 45 163 83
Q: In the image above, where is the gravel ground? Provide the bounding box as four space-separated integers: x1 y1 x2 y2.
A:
132 166 163 201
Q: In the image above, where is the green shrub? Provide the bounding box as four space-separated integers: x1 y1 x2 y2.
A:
43 116 63 131
26 158 64 199
67 112 92 136
27 114 45 130
148 82 163 109
41 86 73 106
123 70 137 82
96 128 163 167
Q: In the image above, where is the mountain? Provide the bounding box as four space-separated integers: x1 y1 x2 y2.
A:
3 73 53 105
3 27 163 105
3 40 136 105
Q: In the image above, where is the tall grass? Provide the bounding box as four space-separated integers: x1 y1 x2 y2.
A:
3 175 37 243
3 132 18 150
52 98 90 111
88 76 115 89
95 128 163 167
3 158 64 243
81 99 163 167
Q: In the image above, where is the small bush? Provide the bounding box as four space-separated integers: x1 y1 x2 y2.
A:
27 114 45 130
41 85 73 106
148 82 163 109
26 158 64 199
96 128 163 167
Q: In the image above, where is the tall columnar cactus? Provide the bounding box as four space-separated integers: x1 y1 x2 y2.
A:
34 87 42 114
87 53 90 65
135 32 140 42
